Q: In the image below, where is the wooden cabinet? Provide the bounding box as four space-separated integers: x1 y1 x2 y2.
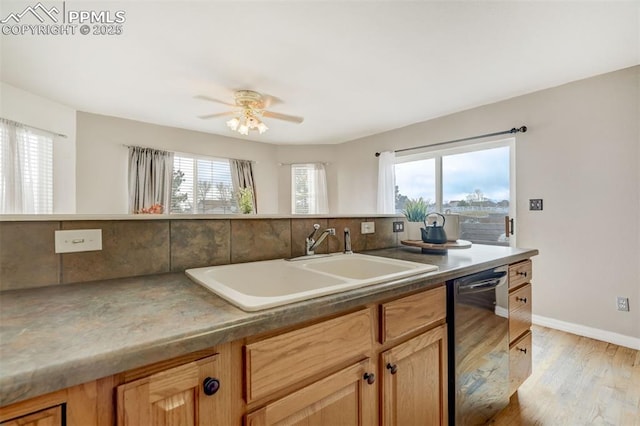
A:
509 331 532 396
245 309 373 404
509 259 532 290
246 359 376 426
245 308 376 424
116 354 228 426
0 406 62 426
246 285 448 426
380 285 446 343
380 324 447 426
508 260 533 395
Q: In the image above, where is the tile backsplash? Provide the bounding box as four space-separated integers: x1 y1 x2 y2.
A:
0 217 402 291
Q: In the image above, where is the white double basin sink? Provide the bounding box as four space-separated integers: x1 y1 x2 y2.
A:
186 253 438 311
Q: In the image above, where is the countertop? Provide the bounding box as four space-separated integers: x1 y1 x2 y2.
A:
0 244 537 407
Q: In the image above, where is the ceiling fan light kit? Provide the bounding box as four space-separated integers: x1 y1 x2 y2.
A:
226 108 269 135
199 89 303 136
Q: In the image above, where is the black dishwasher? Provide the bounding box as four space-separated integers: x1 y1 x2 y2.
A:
447 266 510 425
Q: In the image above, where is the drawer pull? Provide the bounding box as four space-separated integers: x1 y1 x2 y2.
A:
517 271 528 277
386 363 398 375
516 296 528 303
203 377 220 396
516 347 528 354
363 372 376 385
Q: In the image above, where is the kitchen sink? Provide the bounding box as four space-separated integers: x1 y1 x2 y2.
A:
186 253 438 311
300 254 426 280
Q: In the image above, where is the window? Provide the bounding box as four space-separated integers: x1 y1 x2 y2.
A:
171 154 237 214
395 140 513 246
0 120 53 214
291 163 328 214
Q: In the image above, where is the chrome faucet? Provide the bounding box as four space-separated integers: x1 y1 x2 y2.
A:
344 227 353 254
306 224 335 255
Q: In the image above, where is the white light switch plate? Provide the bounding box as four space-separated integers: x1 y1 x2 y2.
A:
55 229 102 253
361 221 375 234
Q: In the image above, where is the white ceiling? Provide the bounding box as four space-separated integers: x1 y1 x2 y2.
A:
1 1 638 145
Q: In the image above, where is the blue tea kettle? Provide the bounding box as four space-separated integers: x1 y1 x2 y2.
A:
421 212 448 244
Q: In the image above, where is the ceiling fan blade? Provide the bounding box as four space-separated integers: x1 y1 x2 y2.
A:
262 110 304 124
194 95 236 107
261 94 283 108
198 111 236 119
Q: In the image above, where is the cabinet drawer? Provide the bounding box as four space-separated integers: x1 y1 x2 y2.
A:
381 285 446 343
509 284 532 342
245 308 373 404
509 330 532 396
509 260 532 289
1 406 63 426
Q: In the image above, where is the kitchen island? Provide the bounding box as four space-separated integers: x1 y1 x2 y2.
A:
0 244 537 425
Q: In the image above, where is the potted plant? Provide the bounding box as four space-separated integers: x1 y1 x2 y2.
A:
402 197 428 240
237 187 254 214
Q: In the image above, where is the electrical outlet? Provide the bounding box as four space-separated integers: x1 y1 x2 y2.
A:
392 221 404 232
361 221 375 234
529 199 543 211
55 229 102 253
617 297 630 312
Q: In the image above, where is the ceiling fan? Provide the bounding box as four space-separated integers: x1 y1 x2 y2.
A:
196 90 304 135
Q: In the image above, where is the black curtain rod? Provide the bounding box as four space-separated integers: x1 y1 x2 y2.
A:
374 126 527 157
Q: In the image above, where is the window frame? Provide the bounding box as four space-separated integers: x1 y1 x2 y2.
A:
395 137 516 246
171 151 237 215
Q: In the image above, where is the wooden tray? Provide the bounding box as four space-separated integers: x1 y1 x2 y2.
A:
401 239 472 254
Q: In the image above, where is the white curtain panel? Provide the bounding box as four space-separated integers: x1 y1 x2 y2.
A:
230 159 257 213
128 146 174 214
312 163 329 214
0 119 53 214
377 151 396 214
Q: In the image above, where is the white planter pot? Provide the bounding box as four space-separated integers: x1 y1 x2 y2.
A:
406 221 423 241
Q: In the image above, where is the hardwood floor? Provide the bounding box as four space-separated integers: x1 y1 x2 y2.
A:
489 325 640 426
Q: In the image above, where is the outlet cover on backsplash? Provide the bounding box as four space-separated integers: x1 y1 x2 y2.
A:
361 222 375 234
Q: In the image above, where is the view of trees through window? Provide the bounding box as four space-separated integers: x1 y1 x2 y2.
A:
170 155 238 214
395 144 511 245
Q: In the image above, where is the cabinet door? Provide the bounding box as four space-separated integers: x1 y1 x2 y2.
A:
246 359 377 426
381 324 448 426
117 354 224 426
509 283 532 342
1 406 62 426
509 331 533 396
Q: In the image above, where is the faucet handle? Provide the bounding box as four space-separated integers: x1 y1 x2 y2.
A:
344 227 353 254
307 224 321 240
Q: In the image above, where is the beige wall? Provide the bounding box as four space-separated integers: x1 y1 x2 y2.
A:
76 112 281 214
0 82 77 214
335 66 640 341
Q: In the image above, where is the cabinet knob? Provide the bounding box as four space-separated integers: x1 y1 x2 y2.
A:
363 372 376 385
203 377 220 396
517 271 528 277
386 363 398 375
516 296 528 303
517 347 528 354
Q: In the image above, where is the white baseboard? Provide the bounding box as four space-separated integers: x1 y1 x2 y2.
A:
495 306 509 319
532 314 640 350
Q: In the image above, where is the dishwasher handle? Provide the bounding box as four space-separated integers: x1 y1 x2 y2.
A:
457 271 507 294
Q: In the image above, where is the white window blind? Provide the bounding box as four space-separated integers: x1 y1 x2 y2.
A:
171 154 237 214
0 120 53 214
291 163 328 214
